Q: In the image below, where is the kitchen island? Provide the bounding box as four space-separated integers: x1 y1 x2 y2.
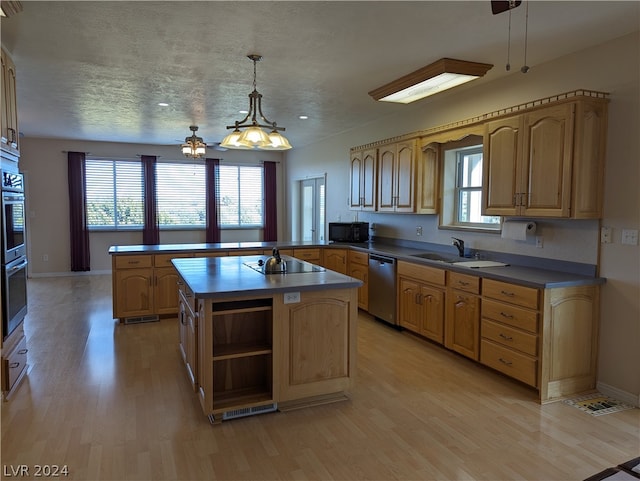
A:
171 255 362 423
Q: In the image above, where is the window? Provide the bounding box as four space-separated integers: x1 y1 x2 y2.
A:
440 137 500 231
156 162 206 228
218 164 264 228
86 159 143 229
84 159 264 231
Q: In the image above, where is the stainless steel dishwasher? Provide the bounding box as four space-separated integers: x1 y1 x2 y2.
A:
368 254 397 325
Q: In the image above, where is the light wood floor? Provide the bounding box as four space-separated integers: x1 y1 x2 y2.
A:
2 275 638 481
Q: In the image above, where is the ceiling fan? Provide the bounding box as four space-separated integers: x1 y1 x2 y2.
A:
491 0 521 15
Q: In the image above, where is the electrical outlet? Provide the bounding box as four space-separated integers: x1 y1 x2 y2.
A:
284 292 301 304
621 229 639 246
43 254 49 262
601 226 612 244
416 226 423 236
535 236 543 248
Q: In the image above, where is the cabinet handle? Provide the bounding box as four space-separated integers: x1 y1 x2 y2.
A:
499 333 514 341
457 281 470 286
455 300 465 308
500 290 515 297
424 294 433 302
9 362 20 369
500 311 514 319
415 292 421 305
128 260 140 265
180 311 186 326
498 358 513 366
17 349 28 355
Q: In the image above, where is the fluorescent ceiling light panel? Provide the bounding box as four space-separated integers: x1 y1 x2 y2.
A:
369 58 493 104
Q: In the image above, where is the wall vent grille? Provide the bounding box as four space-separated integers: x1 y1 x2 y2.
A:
124 315 159 325
222 403 277 421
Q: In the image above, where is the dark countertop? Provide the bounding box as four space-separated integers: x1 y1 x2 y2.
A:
172 255 363 299
110 240 604 290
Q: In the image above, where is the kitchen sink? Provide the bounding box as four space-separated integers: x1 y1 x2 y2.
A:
410 252 459 263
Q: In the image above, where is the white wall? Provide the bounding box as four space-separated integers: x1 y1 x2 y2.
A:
19 139 285 274
287 33 640 403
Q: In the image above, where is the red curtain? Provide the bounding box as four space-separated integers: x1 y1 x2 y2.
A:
205 158 221 243
67 151 91 271
141 155 159 245
263 161 277 242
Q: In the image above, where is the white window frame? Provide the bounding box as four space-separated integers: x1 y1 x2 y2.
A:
440 138 501 232
217 163 264 229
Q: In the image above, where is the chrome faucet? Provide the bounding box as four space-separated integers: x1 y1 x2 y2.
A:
452 237 465 257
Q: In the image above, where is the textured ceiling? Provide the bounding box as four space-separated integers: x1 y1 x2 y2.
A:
1 1 638 150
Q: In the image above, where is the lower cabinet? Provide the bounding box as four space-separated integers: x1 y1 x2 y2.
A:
323 248 348 274
1 323 28 400
348 250 369 310
445 272 481 360
397 261 445 343
178 283 198 391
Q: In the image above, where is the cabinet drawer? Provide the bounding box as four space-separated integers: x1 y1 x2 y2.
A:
154 252 192 267
349 250 369 266
481 298 538 333
293 248 321 261
481 318 538 356
398 261 445 286
481 339 537 387
483 279 539 309
3 335 27 391
448 271 480 294
115 255 153 269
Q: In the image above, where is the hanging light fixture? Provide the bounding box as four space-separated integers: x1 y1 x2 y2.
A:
220 55 292 151
181 125 207 158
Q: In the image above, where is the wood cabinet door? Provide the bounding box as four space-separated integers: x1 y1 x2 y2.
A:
521 103 574 217
114 268 153 318
417 142 440 214
361 149 377 211
398 277 421 332
445 289 480 360
324 249 348 274
155 267 180 314
482 115 522 216
394 140 416 212
276 289 357 403
349 264 368 310
420 285 445 344
186 304 198 390
571 99 607 218
349 151 363 209
377 145 396 211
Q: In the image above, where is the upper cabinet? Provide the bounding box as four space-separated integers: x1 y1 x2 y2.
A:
1 47 19 157
350 91 608 219
349 148 377 211
416 141 440 214
483 98 607 218
377 139 416 213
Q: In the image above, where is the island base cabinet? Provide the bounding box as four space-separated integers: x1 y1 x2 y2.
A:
275 289 358 408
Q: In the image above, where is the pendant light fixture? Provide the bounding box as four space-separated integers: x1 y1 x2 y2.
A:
181 125 207 158
220 54 292 151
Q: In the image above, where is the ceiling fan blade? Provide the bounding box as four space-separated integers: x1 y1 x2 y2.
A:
491 0 521 15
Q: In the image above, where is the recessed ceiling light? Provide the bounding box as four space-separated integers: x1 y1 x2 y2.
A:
158 102 169 107
299 115 309 120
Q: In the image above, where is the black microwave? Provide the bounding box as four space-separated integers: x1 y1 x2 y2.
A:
328 222 369 243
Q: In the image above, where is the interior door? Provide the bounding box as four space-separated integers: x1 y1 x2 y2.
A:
300 176 325 243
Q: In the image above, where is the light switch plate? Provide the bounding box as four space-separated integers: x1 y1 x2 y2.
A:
621 229 639 245
601 226 612 244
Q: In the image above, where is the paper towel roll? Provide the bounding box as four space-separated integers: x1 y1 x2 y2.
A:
501 221 536 240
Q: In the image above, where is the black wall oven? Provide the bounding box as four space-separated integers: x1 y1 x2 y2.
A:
2 170 27 340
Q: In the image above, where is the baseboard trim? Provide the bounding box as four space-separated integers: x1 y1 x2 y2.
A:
596 381 640 407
